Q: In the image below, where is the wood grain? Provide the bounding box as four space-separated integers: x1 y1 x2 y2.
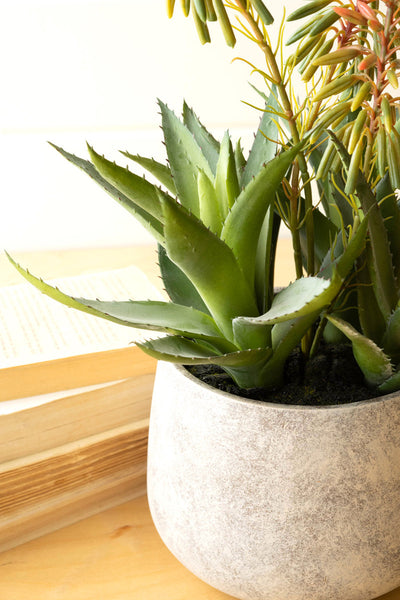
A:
2 243 397 599
0 347 156 401
0 418 149 553
0 495 236 600
0 494 399 600
1 374 153 462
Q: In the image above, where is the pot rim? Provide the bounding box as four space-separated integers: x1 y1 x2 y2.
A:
163 361 399 413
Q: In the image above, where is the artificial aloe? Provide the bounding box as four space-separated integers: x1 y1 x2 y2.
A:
8 0 400 396
160 0 400 394
7 99 367 390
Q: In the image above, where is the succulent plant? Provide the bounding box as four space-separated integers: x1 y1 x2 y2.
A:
160 0 400 394
8 99 366 391
8 0 400 395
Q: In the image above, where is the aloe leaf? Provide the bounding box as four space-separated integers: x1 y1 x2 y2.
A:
259 311 322 389
355 252 387 343
375 173 400 286
255 206 280 314
120 151 176 195
317 210 369 283
215 131 240 219
238 211 368 329
234 139 246 182
197 170 222 235
87 145 166 223
137 336 223 362
66 299 222 337
157 245 210 314
241 89 279 187
309 139 353 228
161 194 259 343
49 143 165 244
6 253 224 339
378 370 400 394
327 314 393 388
235 277 331 328
139 336 273 388
139 335 269 365
159 100 214 216
235 214 369 366
328 131 398 318
300 207 338 271
382 303 400 363
221 142 303 286
182 102 220 174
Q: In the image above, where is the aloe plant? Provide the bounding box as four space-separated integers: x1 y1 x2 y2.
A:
158 0 400 395
8 0 400 396
8 99 367 390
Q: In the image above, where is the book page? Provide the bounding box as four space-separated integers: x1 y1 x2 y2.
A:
0 266 162 368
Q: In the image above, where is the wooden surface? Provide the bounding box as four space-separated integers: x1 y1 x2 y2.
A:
2 242 399 599
0 494 235 600
0 493 398 600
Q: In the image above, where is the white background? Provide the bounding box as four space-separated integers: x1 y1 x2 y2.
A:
0 0 299 251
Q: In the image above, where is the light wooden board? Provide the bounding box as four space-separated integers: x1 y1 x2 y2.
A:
0 347 156 401
0 494 399 600
0 415 150 553
1 374 154 462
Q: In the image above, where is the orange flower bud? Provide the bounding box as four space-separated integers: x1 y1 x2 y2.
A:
368 18 383 32
358 53 378 70
357 1 377 21
332 7 367 26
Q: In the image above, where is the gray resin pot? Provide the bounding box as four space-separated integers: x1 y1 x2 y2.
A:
147 361 400 600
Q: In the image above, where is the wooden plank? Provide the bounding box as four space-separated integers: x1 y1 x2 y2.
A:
1 494 399 599
0 420 149 553
0 341 156 402
1 373 154 462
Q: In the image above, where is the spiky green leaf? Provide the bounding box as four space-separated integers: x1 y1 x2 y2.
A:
235 276 331 327
182 102 220 174
197 170 222 235
161 194 259 343
328 131 398 317
138 335 269 365
221 143 303 286
121 152 176 195
49 143 165 243
378 370 400 394
327 314 393 388
159 100 214 215
382 303 400 363
5 253 223 338
215 131 240 219
158 244 210 314
139 336 273 388
241 90 279 187
376 173 400 286
87 144 166 223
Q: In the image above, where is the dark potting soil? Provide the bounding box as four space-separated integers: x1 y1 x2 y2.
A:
186 343 380 406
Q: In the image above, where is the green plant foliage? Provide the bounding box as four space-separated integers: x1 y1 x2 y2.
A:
8 1 400 396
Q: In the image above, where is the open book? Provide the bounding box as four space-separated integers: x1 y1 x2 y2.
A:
0 265 161 403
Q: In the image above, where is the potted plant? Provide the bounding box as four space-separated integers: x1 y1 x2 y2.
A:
7 1 400 598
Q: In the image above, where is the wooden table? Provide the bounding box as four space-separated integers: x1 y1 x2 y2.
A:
0 494 236 599
0 493 398 600
1 243 399 599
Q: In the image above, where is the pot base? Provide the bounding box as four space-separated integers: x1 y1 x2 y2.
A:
147 362 400 600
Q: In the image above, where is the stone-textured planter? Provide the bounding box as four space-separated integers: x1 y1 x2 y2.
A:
147 361 400 600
